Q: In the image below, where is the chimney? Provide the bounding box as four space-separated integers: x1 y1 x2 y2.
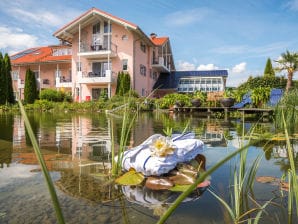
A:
150 33 157 39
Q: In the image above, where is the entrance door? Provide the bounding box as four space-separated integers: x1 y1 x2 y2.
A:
92 88 101 100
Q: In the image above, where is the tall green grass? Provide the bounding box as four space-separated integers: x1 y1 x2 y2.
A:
17 100 65 223
157 139 261 224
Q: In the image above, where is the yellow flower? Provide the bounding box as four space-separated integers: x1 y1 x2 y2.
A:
150 136 175 157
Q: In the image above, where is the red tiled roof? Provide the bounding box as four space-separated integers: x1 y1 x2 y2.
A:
11 46 71 65
54 7 138 37
151 36 168 46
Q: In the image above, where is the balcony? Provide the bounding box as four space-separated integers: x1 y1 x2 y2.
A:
77 70 113 84
152 57 170 73
78 42 117 59
56 77 72 88
17 79 24 89
40 79 51 89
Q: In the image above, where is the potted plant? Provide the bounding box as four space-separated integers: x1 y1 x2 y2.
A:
191 90 207 107
220 88 235 107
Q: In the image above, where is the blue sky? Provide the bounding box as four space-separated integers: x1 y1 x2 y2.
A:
0 0 298 86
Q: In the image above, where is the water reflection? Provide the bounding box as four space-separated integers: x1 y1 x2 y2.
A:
0 112 297 223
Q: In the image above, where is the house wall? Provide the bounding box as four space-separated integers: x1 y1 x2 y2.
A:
71 19 157 100
12 62 71 100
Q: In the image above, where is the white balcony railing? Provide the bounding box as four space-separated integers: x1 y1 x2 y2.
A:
56 77 72 88
77 70 112 84
17 79 24 89
152 57 170 73
78 35 117 59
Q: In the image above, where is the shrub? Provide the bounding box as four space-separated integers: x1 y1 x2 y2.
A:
156 93 191 109
40 89 70 102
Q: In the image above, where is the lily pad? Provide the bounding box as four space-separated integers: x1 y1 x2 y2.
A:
115 169 144 186
169 184 191 192
256 176 279 184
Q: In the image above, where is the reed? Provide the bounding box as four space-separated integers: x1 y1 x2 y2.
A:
157 140 261 224
110 96 138 176
282 110 298 217
17 100 65 223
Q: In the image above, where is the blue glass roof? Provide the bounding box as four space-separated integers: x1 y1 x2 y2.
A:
153 70 228 89
10 48 38 60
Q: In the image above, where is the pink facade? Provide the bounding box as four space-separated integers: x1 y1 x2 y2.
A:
11 7 175 101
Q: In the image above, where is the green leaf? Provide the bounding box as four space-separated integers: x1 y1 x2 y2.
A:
169 184 191 192
115 170 144 186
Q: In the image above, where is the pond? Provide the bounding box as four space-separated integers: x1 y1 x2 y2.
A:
0 111 297 223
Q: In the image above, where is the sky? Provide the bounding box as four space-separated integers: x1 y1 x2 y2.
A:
0 0 298 87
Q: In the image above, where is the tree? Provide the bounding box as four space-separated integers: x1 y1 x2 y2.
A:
115 71 131 96
4 54 15 104
24 68 38 104
263 58 275 78
0 53 7 105
275 50 298 92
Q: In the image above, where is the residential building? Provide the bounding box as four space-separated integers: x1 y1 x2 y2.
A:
11 45 72 100
10 7 228 102
53 7 175 101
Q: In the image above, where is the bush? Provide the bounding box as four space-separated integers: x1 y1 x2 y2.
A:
40 89 71 102
156 93 191 109
238 76 287 91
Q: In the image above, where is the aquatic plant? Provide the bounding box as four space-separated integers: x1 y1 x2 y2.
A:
17 99 65 223
275 89 298 134
157 139 261 224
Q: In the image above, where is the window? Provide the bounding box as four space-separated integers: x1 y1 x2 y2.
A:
12 70 19 80
140 64 146 76
76 62 81 72
92 61 111 77
122 59 128 71
122 35 128 40
93 22 101 34
140 42 146 53
104 21 112 33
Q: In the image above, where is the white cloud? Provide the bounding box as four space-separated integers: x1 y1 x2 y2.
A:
232 62 246 73
0 26 38 53
197 64 219 70
8 8 80 28
177 60 196 70
164 8 212 26
9 8 62 27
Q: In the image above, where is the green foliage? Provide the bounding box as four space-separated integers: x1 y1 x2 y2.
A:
0 53 6 105
233 88 247 103
116 71 131 96
192 90 207 102
0 53 15 105
33 100 54 111
250 87 271 107
223 87 235 98
156 93 191 109
238 76 286 91
4 54 14 104
275 89 298 134
263 58 275 78
40 89 71 102
275 50 298 92
24 68 38 104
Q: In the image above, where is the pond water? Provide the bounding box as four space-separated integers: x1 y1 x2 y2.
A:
0 111 297 224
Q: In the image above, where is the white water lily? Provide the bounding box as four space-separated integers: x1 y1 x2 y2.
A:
150 136 175 157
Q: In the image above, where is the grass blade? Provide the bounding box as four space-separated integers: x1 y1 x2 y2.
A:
17 100 65 224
